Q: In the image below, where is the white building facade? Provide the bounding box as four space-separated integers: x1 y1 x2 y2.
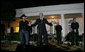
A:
16 3 84 41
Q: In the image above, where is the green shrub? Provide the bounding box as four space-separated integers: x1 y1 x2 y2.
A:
65 32 77 42
65 32 83 43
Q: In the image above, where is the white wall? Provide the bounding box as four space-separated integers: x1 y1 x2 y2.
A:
16 3 84 17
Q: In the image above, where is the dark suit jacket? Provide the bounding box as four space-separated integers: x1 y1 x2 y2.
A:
31 18 52 33
55 25 62 32
71 22 79 30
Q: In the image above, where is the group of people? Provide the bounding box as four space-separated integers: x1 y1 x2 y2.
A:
19 13 79 47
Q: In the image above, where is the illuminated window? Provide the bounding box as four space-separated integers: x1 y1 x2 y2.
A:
15 27 19 32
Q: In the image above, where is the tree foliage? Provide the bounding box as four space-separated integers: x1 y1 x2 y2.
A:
1 1 16 22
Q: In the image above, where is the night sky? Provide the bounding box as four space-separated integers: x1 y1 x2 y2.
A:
1 0 84 9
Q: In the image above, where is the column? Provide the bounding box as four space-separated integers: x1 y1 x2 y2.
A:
82 12 84 47
61 14 65 42
53 24 54 34
50 25 52 34
82 12 84 34
35 26 37 33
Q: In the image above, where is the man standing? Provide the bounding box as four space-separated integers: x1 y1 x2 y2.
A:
19 14 30 46
55 22 62 44
71 18 79 46
30 13 54 46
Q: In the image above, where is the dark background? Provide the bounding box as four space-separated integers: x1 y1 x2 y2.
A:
1 0 84 9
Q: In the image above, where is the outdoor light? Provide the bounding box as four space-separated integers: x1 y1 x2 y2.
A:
50 16 55 18
15 27 19 32
51 16 54 18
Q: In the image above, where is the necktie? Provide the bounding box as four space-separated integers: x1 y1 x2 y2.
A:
41 19 43 24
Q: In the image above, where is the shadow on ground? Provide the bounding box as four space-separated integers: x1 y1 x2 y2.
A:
1 43 84 51
15 44 66 51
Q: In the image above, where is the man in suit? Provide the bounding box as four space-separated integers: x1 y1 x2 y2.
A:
29 13 54 46
55 22 62 44
19 14 30 46
71 18 79 46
